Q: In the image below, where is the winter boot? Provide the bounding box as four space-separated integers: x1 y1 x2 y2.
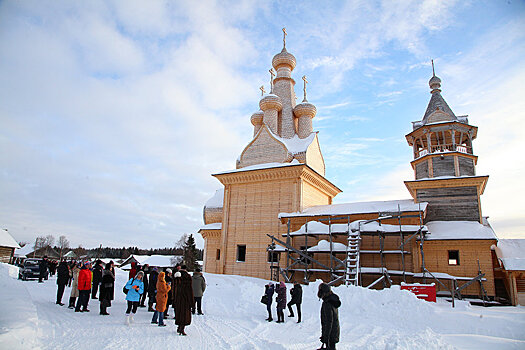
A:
125 314 131 325
129 314 134 324
68 297 75 309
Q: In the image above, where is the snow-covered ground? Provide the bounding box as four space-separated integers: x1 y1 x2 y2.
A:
1 262 524 350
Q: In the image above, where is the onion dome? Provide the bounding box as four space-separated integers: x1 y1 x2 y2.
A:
272 48 296 71
293 102 317 119
259 93 283 112
250 110 264 126
429 75 442 93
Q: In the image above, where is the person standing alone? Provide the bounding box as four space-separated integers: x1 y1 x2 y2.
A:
317 283 341 350
191 268 206 315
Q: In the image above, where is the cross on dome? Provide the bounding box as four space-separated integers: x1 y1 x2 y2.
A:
302 75 309 102
269 68 275 93
260 85 265 96
282 27 287 49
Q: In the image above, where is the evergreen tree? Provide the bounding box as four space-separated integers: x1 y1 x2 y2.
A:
182 234 198 271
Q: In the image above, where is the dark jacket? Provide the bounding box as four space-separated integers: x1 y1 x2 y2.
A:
56 262 70 285
275 283 287 309
39 259 48 277
290 284 303 304
92 263 103 284
99 268 115 302
320 293 341 345
148 270 158 295
265 284 275 305
174 270 193 326
165 274 173 305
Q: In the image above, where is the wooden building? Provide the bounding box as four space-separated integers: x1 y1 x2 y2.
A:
198 36 514 302
0 229 20 264
492 239 525 305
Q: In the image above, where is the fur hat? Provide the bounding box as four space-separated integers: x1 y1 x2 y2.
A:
174 271 181 278
166 268 172 274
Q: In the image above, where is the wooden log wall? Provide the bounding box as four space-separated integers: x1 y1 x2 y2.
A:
416 186 480 222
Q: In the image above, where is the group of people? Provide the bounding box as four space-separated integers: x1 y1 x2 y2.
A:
54 259 116 315
50 259 207 336
264 281 341 350
123 263 206 335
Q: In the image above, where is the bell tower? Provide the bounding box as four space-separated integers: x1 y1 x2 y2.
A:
404 62 489 223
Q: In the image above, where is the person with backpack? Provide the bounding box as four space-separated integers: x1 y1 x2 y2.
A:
317 283 341 350
124 270 144 324
151 271 171 327
288 281 303 323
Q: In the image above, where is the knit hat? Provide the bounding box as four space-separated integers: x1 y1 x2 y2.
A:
166 268 172 274
317 283 331 299
136 271 144 277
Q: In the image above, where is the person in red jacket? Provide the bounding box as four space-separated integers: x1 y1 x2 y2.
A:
75 261 92 312
129 262 137 279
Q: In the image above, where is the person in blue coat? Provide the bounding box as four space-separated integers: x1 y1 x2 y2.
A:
125 271 144 324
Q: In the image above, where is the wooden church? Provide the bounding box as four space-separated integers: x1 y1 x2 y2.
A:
198 31 513 302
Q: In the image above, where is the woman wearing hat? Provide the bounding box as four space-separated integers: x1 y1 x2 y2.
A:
151 271 171 327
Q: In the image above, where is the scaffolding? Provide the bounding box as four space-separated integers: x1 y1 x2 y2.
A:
268 206 491 305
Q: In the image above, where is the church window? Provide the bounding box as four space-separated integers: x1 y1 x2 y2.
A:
237 245 246 262
448 250 460 265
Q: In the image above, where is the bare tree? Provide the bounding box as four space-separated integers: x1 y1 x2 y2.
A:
175 234 188 249
33 236 46 257
58 235 70 259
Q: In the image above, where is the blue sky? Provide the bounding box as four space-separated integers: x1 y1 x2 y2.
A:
1 0 524 249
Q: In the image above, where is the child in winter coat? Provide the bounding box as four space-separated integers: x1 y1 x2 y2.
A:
275 281 287 323
152 272 171 327
125 271 144 324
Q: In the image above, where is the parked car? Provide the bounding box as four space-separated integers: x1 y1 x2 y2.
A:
18 258 48 281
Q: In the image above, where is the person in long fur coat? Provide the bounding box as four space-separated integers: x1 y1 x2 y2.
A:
173 265 194 335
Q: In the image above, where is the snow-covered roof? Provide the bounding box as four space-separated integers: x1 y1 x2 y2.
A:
287 220 427 236
215 159 302 175
120 254 181 268
0 230 20 250
425 221 497 240
493 239 525 271
14 244 33 257
64 251 77 258
280 199 427 218
199 223 222 230
307 240 347 252
205 188 224 209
